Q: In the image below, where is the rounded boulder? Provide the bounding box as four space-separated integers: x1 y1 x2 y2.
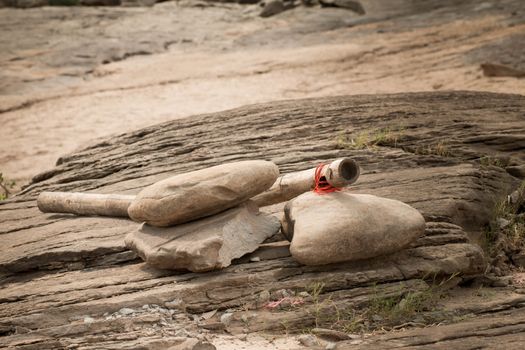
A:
282 192 426 265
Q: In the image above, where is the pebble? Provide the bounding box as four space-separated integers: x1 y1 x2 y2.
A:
297 334 320 347
119 308 135 316
175 329 192 338
165 298 184 309
311 327 351 341
201 309 218 320
372 314 383 322
258 290 271 302
496 217 511 229
325 343 337 350
220 313 233 326
83 316 95 324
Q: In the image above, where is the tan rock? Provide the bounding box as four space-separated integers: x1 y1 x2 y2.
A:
128 160 279 227
125 201 280 272
282 192 426 265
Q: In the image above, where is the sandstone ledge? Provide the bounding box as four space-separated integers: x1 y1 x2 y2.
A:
1 91 524 348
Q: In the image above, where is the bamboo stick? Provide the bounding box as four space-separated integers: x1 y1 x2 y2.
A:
37 192 134 217
251 158 360 207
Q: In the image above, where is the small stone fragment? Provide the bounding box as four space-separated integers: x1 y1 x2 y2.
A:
258 290 271 303
325 343 337 350
220 313 233 326
119 307 135 316
297 334 321 347
165 298 185 310
508 188 525 209
496 217 511 229
311 327 351 341
199 322 225 331
372 314 383 322
201 309 218 320
83 316 95 324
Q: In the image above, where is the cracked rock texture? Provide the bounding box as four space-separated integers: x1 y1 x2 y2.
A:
0 91 524 348
1 0 525 348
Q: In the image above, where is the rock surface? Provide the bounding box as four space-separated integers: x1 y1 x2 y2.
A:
127 160 279 226
0 91 524 348
125 201 281 272
283 192 426 265
1 0 525 186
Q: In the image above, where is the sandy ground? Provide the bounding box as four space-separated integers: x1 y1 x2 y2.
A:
0 1 524 190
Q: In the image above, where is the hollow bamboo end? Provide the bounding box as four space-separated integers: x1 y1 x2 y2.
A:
325 158 360 188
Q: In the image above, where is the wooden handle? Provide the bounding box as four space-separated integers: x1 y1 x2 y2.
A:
37 192 134 217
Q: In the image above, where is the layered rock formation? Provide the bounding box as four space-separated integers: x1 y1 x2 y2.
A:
1 91 524 348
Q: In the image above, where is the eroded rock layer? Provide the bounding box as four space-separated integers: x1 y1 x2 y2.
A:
0 91 524 348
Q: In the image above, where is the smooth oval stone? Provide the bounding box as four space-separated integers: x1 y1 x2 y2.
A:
128 160 279 227
282 192 426 266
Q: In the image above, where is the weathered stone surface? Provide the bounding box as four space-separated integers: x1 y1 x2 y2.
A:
127 160 279 227
283 192 425 265
1 92 519 279
338 305 525 349
125 201 280 272
0 92 523 348
1 0 524 187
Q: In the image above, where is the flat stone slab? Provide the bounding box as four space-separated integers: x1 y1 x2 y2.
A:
126 201 281 272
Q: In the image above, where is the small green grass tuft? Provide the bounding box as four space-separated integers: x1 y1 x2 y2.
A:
335 126 404 150
483 181 525 256
0 172 16 201
307 281 326 328
300 275 457 334
415 140 452 157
